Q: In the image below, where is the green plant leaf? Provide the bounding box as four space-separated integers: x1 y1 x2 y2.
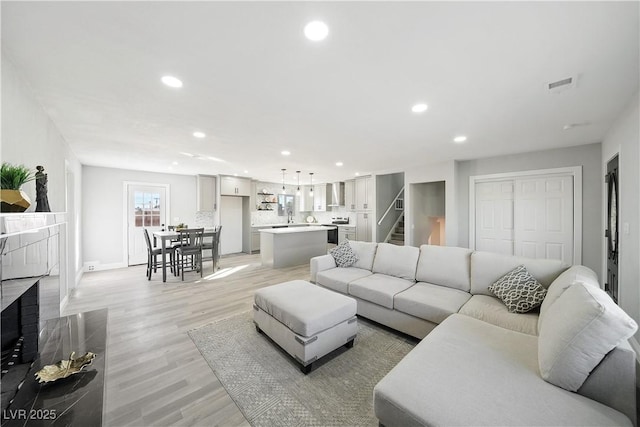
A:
1 162 35 190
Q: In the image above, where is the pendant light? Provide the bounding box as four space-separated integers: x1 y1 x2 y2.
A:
281 169 286 194
296 171 301 196
309 172 314 194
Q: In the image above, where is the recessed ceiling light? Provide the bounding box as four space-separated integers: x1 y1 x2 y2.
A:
336 162 343 167
355 172 360 176
172 161 179 165
304 21 329 41
281 150 291 156
234 173 238 177
180 152 196 157
411 103 428 113
161 75 183 88
453 135 467 143
244 170 249 174
193 131 206 138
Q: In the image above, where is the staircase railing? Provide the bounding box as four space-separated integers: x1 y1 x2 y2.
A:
378 187 404 226
383 213 404 244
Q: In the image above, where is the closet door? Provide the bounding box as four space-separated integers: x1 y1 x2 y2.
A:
475 181 515 255
514 176 574 264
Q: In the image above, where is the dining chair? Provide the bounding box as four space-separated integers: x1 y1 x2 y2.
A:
201 229 216 272
143 228 175 280
213 225 222 270
175 228 204 280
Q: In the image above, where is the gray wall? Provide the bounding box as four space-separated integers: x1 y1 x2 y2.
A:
601 92 639 338
2 54 84 297
82 165 198 268
456 143 602 277
375 173 404 242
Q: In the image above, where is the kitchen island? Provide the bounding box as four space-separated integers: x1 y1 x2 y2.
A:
260 226 334 268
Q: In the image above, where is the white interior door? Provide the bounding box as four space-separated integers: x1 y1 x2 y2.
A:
220 196 243 255
127 185 167 265
475 180 515 255
514 176 574 264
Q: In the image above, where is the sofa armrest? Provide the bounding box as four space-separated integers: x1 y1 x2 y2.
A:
578 340 637 426
310 254 336 283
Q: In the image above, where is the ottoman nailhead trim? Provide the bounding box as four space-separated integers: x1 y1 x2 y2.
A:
295 335 318 346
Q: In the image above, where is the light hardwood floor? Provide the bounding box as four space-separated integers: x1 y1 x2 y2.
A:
63 253 312 427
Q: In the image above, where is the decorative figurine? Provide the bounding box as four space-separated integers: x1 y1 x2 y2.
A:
35 165 51 212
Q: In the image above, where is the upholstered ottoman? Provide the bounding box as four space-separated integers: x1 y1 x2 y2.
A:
253 280 357 374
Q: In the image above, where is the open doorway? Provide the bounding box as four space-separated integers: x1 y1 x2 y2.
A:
410 181 446 246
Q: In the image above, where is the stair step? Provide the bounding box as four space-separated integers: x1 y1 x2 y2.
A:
389 239 404 245
395 227 404 233
391 233 404 240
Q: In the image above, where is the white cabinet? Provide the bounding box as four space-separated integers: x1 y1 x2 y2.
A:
338 226 356 244
313 184 327 212
298 186 314 212
355 176 372 210
344 180 356 211
220 176 251 196
356 212 372 242
197 175 217 211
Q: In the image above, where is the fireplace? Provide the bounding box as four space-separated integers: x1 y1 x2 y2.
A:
0 214 62 410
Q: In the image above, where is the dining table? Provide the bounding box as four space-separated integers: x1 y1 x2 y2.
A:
152 229 217 282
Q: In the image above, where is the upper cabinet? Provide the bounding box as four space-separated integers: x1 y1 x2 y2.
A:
220 176 251 196
298 186 314 212
355 175 372 210
344 180 356 211
313 184 327 212
197 175 217 211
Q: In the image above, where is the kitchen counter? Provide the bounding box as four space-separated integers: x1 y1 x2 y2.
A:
251 223 316 228
260 225 335 234
259 226 330 268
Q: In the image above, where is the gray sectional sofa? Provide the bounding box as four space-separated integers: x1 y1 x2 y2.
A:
310 241 638 427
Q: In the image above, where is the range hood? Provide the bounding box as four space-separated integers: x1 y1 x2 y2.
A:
327 182 345 207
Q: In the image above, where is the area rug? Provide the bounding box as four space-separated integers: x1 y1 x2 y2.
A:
188 312 417 426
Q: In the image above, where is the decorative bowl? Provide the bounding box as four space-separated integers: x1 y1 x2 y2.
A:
35 351 96 383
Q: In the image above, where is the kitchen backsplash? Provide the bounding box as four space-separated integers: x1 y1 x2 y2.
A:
251 207 356 226
195 211 215 227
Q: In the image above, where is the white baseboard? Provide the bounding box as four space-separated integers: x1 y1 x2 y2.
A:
60 294 69 313
84 262 127 272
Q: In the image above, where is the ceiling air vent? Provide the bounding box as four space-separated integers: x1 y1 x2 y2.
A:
547 76 576 94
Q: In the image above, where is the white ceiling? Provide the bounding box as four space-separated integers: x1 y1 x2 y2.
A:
2 1 639 185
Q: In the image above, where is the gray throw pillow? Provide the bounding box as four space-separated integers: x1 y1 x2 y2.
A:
489 265 547 313
330 241 358 268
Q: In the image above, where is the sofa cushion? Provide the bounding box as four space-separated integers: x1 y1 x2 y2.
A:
415 245 472 292
538 282 638 391
316 267 372 294
459 295 539 336
489 265 547 313
539 265 599 322
374 314 632 427
329 241 358 268
349 273 415 309
372 243 420 281
349 241 378 271
394 282 471 324
470 251 566 296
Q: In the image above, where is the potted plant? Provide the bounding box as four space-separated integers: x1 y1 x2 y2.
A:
1 162 35 212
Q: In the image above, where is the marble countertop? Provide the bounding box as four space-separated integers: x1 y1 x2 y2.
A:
251 223 315 228
259 225 335 234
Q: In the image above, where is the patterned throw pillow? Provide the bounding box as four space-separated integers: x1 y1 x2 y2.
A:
489 265 547 313
330 241 359 268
